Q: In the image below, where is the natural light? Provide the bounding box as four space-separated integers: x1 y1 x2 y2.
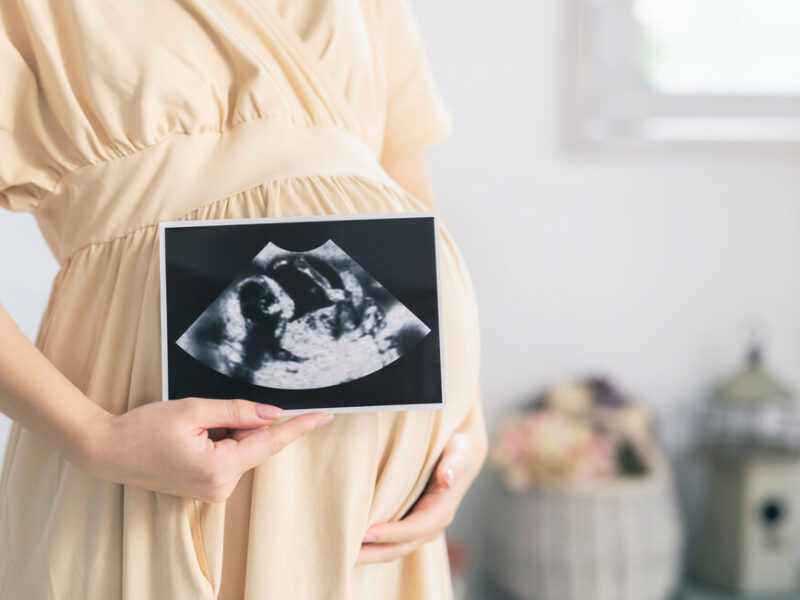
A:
635 0 800 96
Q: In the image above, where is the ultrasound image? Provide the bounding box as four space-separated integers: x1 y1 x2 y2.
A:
175 240 431 389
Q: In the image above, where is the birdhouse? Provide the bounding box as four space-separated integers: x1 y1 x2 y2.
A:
695 343 800 595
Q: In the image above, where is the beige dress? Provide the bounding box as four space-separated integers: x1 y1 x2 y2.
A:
0 1 481 598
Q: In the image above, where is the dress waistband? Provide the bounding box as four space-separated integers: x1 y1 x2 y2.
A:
33 120 391 264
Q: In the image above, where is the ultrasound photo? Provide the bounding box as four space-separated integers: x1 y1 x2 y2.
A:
160 213 444 412
175 240 430 389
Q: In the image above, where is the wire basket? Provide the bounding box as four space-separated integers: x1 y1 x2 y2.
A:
485 449 683 600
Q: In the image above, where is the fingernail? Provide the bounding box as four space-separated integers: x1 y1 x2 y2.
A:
256 404 283 419
314 413 335 428
443 467 455 488
362 534 376 543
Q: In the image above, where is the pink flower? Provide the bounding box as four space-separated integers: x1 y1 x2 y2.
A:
492 409 618 489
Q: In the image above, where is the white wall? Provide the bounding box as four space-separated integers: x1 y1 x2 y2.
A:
2 0 800 576
410 0 800 565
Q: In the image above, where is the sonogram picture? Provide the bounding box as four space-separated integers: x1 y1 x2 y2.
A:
159 213 444 413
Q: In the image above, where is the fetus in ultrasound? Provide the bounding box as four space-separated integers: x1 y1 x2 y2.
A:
176 240 429 390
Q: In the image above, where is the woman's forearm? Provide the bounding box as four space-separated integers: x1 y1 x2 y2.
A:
383 151 438 211
0 303 107 468
458 390 488 466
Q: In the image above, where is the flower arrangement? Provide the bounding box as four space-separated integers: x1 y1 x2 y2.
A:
490 377 652 491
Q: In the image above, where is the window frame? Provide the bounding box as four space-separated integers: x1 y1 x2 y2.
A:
565 0 800 149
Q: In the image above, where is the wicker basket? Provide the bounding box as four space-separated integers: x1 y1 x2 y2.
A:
485 450 683 600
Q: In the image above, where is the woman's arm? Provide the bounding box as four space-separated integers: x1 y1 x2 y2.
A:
358 152 488 564
0 304 109 463
383 151 438 211
0 303 332 502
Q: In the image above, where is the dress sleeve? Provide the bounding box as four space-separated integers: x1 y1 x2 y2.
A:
0 31 59 212
378 0 454 165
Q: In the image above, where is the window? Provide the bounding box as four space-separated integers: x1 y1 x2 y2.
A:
567 0 800 146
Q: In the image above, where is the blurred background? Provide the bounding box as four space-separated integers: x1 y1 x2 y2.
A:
415 0 800 598
2 1 800 599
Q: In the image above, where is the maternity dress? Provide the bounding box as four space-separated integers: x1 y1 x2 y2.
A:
0 1 481 598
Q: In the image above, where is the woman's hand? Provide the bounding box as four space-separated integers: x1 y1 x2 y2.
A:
357 399 488 564
0 306 332 503
79 397 334 503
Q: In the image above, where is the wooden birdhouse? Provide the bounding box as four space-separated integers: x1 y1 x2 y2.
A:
695 343 800 595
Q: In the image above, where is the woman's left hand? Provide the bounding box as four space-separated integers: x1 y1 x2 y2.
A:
357 399 488 564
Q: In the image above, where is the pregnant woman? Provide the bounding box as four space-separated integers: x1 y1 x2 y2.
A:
0 1 486 598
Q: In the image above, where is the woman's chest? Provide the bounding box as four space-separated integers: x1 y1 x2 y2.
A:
20 0 387 164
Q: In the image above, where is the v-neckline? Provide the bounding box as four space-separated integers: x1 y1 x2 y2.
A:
237 0 361 134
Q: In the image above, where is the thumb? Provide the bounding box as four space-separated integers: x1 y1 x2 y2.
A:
184 397 283 429
435 433 471 490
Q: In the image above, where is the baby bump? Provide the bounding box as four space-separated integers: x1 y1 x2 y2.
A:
207 178 479 540
184 180 480 591
198 180 481 585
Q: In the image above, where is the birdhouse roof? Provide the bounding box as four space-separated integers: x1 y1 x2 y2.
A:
715 347 793 407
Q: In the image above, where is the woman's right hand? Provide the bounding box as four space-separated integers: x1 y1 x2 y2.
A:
79 397 333 502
